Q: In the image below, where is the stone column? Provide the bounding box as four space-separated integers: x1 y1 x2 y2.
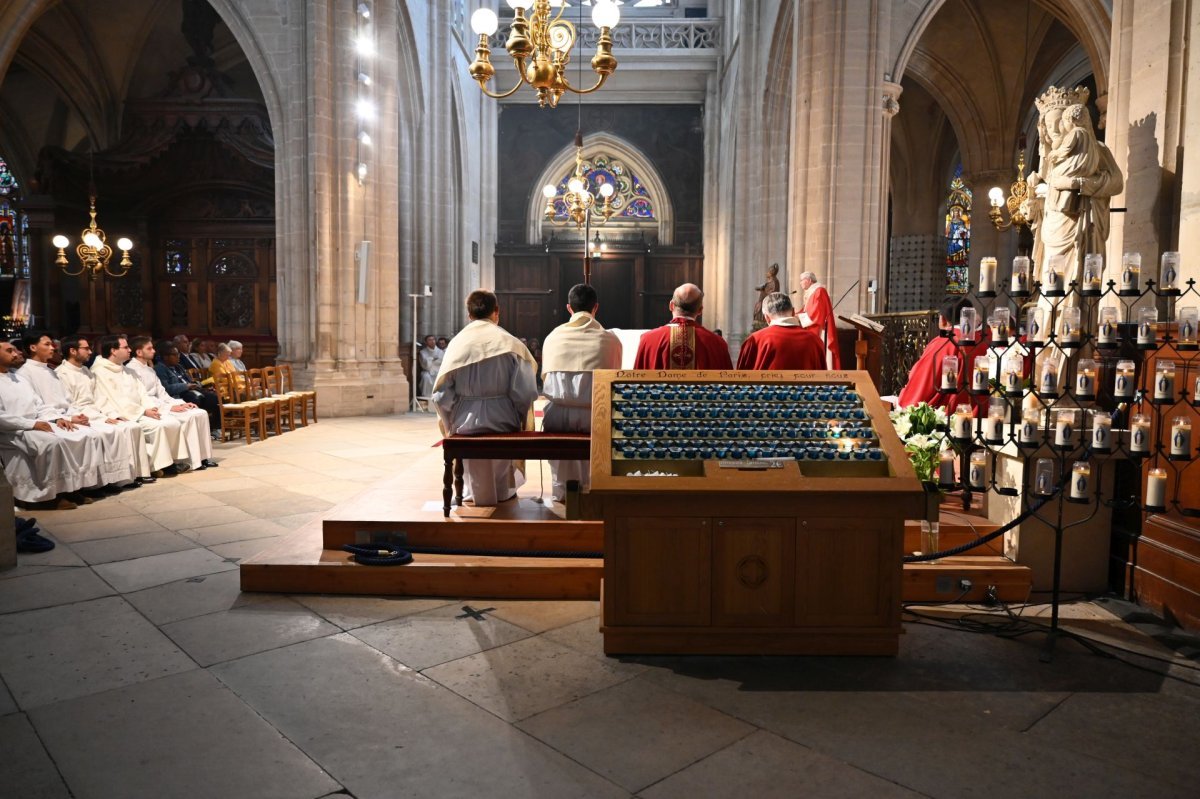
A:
877 80 902 308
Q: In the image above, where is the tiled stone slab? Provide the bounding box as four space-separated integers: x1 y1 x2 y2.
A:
485 599 600 634
0 596 193 709
40 514 167 544
0 537 87 573
124 569 272 626
350 603 533 670
0 713 71 798
187 476 274 494
30 669 340 799
208 535 286 562
641 729 923 799
270 511 323 530
178 518 292 546
145 505 254 530
293 594 456 630
241 496 337 519
161 597 339 666
92 547 237 593
0 568 115 614
27 500 141 526
213 634 626 799
518 678 753 792
125 492 224 517
68 530 198 565
0 677 15 716
423 635 635 722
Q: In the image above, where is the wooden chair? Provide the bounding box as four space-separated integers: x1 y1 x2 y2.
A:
277 363 317 425
262 365 300 431
212 371 268 443
246 368 284 436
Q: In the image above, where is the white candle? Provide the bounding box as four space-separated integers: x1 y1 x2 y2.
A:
1160 252 1180 291
972 357 989 392
979 257 997 293
1146 467 1168 508
969 452 987 488
1020 409 1040 445
1012 256 1030 293
1114 361 1136 398
1097 308 1119 345
1082 254 1103 291
1120 252 1141 292
1130 415 1151 454
1137 309 1158 346
1076 360 1097 396
1027 308 1045 344
1092 415 1112 450
952 405 973 439
1055 410 1076 448
1033 459 1054 495
938 451 955 485
1070 462 1091 499
959 307 978 342
985 411 1005 443
1171 418 1193 458
941 356 959 391
1155 363 1176 401
1045 258 1065 293
1040 363 1058 394
1179 307 1198 345
1003 363 1022 393
1060 307 1082 345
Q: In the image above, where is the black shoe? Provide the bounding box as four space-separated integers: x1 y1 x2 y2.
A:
201 459 218 468
138 476 157 485
16 530 55 553
16 517 37 532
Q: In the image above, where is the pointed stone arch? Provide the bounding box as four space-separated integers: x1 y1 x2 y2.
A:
526 132 675 245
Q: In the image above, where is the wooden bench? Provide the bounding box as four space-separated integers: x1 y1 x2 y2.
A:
441 432 591 517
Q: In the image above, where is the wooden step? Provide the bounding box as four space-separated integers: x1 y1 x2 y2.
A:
902 520 1006 558
902 556 1032 603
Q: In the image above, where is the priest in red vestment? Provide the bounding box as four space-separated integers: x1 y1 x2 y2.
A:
897 297 989 412
797 271 842 369
634 283 732 370
736 292 825 370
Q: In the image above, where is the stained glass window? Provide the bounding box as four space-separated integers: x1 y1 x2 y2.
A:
551 152 655 222
944 164 971 294
0 155 30 279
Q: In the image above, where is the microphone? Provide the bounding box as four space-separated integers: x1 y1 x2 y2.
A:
832 280 860 310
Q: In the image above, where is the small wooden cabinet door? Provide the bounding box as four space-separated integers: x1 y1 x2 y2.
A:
607 516 711 626
795 517 897 627
712 517 795 627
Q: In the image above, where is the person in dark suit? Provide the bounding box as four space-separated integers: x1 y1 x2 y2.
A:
172 334 203 371
156 341 221 439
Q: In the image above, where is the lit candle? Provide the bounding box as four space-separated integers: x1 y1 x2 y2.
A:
938 449 956 486
1076 359 1097 396
952 404 974 440
1137 308 1158 346
984 410 1005 443
1114 360 1136 398
1082 253 1104 291
959 307 978 342
1011 256 1030 293
1040 361 1059 395
1060 307 1082 345
941 355 959 391
1178 306 1198 346
1091 413 1112 451
1120 252 1141 292
1146 467 1168 509
1044 255 1066 293
1130 414 1151 454
1155 361 1176 401
991 308 1011 344
1027 307 1045 345
1020 408 1041 445
1160 251 1180 291
1070 461 1091 500
1195 375 1200 406
1097 307 1119 345
979 257 997 293
969 451 987 488
1055 408 1076 448
1002 355 1023 393
1171 417 1193 458
1033 458 1055 495
972 355 990 392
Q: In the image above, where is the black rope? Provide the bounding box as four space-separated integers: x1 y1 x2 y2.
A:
342 543 413 566
904 491 1053 563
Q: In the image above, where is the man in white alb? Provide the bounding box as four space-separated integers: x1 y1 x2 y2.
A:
127 336 217 470
540 283 622 501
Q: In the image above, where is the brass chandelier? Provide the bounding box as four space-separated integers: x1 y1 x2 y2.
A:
542 132 616 228
468 0 621 108
987 146 1031 232
52 194 133 279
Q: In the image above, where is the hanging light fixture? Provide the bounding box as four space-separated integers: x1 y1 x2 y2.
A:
542 132 616 229
51 192 133 279
468 0 621 108
987 136 1031 231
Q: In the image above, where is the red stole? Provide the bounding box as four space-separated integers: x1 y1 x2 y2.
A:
634 318 733 370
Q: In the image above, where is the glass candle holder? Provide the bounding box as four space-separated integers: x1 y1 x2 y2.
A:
1027 307 1046 345
971 355 990 392
1171 417 1193 458
1146 467 1168 509
1097 307 1120 346
1091 411 1112 451
1033 458 1055 496
1054 408 1077 448
1060 307 1082 345
1160 251 1181 292
1076 359 1098 397
1044 254 1066 293
984 405 1006 443
938 449 956 486
969 451 987 489
1178 306 1198 347
1039 360 1059 395
978 256 997 293
1082 253 1104 292
990 307 1011 344
1120 252 1141 292
1155 361 1176 401
940 355 959 391
951 403 974 440
1020 407 1041 445
1011 256 1030 293
1114 360 1136 399
1137 308 1158 346
1001 354 1023 394
1195 375 1200 407
1130 414 1151 454
958 307 978 342
1070 461 1092 500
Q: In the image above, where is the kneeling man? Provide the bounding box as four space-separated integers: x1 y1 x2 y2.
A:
736 292 826 370
541 283 622 500
432 290 538 506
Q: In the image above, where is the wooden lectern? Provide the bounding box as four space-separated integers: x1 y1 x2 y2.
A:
839 315 884 394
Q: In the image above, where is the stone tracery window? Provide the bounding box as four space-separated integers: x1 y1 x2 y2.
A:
0 155 31 279
944 164 971 295
549 152 656 223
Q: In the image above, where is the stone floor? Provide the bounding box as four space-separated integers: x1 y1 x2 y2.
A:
2 414 1199 798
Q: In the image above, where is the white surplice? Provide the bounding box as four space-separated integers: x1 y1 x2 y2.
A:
0 371 106 502
417 346 443 397
17 360 137 486
127 358 212 469
432 353 538 506
56 361 153 478
89 357 183 472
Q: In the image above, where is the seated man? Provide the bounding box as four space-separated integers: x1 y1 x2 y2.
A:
634 283 732 370
91 335 187 476
417 335 443 398
432 290 538 506
128 336 217 470
897 297 988 411
0 341 107 509
540 283 623 500
17 332 138 489
736 292 826 370
57 336 157 482
155 341 221 438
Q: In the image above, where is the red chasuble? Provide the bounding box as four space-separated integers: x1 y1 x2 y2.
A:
736 323 825 370
896 326 991 413
634 318 733 370
802 285 842 369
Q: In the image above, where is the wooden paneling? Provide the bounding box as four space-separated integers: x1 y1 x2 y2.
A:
607 516 711 627
712 517 795 627
796 518 895 627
